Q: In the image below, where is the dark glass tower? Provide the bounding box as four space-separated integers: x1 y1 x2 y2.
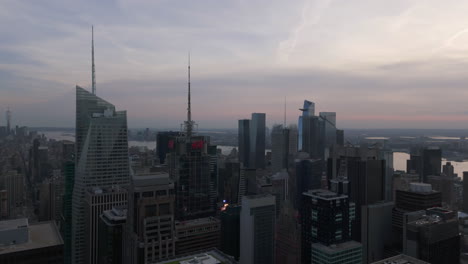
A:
250 113 266 169
238 119 251 168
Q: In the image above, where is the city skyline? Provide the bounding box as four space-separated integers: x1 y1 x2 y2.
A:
3 1 468 129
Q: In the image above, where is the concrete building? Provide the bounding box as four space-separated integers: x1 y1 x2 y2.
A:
240 194 275 264
220 205 241 261
125 172 176 264
84 186 127 264
175 217 221 255
72 86 130 264
0 170 24 214
0 218 64 263
294 153 323 210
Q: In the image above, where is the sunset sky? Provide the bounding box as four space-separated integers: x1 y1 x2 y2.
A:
2 0 468 129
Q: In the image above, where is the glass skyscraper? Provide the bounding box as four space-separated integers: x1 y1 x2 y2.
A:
71 86 130 264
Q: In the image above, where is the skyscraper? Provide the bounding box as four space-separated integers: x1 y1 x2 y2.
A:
250 113 266 169
156 131 182 164
72 86 130 264
319 112 337 148
238 119 251 168
271 124 289 173
422 147 442 182
298 100 315 151
240 194 276 264
463 172 468 213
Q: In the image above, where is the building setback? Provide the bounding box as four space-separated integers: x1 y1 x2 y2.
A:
175 217 221 255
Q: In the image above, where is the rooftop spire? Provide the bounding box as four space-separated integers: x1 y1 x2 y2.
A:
183 52 194 137
92 25 96 94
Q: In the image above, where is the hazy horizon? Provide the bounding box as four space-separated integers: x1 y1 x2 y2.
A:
2 0 468 129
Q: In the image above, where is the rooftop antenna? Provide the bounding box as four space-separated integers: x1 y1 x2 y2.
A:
92 25 96 94
183 52 194 137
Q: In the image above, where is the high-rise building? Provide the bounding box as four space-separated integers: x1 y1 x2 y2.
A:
238 119 251 168
62 160 74 264
463 172 468 213
175 217 221 255
319 112 337 148
218 161 240 204
98 207 126 264
293 153 323 210
275 202 301 264
167 134 213 220
428 174 457 209
220 205 241 260
311 241 362 264
405 207 460 264
250 113 266 169
125 172 176 263
156 131 182 164
0 219 64 264
72 86 130 264
84 186 127 264
0 170 24 214
301 115 324 159
422 147 442 182
361 201 394 263
301 189 356 264
240 194 275 264
271 124 289 173
298 100 315 151
288 124 298 156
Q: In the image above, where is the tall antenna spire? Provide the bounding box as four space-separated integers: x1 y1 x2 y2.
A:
92 25 96 94
183 52 194 137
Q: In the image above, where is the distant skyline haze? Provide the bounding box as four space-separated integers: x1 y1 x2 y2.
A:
1 0 468 129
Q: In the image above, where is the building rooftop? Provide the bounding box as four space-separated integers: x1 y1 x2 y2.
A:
370 254 429 264
312 240 362 254
176 217 220 228
155 248 237 264
0 221 63 255
132 172 172 187
0 218 28 232
101 206 127 224
303 189 348 200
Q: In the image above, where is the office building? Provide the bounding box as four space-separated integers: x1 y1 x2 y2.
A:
428 174 457 209
250 113 266 169
156 131 182 164
0 170 24 214
301 189 356 264
220 205 241 260
125 172 176 263
275 202 301 264
175 217 221 255
167 134 214 220
240 194 275 264
98 207 126 264
288 124 298 156
298 100 315 151
72 86 130 264
84 186 127 264
238 119 251 168
393 171 420 194
218 161 240 204
464 172 468 213
62 160 74 264
294 153 323 209
271 124 289 173
361 201 394 263
405 208 460 264
311 241 362 264
319 112 337 148
0 218 64 264
422 147 442 182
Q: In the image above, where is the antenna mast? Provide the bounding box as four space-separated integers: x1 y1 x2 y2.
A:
183 53 194 137
92 25 96 94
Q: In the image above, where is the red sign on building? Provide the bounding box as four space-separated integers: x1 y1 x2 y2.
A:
191 140 204 150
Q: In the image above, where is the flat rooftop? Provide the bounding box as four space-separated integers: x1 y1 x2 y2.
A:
371 254 429 264
133 172 171 186
156 248 237 264
176 217 220 228
0 218 28 232
303 189 348 200
0 221 63 255
312 240 362 254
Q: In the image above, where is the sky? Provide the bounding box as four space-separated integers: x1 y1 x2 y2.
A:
2 0 468 129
